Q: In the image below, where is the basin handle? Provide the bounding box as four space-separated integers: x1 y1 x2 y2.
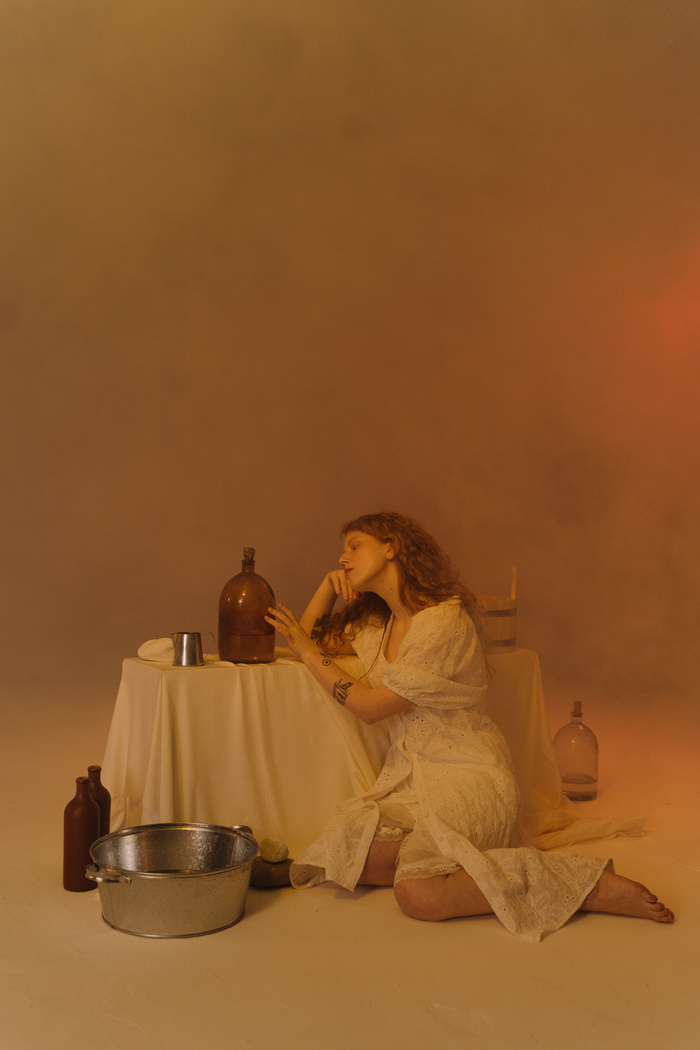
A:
85 864 132 886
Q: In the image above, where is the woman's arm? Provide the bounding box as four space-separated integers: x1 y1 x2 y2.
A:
299 571 358 655
266 603 414 725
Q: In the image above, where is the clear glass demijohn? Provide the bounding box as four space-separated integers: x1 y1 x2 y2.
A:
553 700 599 801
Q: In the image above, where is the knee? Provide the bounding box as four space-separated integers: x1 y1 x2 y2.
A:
393 878 443 922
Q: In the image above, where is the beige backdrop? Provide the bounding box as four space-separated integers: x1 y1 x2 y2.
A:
2 1 699 702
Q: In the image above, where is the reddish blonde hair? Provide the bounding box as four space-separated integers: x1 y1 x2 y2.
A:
318 511 487 655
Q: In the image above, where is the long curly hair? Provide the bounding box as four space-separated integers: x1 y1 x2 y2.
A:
316 511 488 655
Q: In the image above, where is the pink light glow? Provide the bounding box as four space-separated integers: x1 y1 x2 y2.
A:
640 237 700 359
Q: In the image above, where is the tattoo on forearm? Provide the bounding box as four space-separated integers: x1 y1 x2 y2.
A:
310 614 329 641
332 679 352 706
322 657 331 666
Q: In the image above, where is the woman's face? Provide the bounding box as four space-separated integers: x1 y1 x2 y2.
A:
339 531 393 593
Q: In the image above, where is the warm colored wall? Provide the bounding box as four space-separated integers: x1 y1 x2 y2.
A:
2 1 699 699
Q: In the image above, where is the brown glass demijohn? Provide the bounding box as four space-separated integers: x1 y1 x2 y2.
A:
218 547 276 663
87 764 111 838
63 776 100 892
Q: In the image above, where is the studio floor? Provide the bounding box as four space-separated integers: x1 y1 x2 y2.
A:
1 676 698 1050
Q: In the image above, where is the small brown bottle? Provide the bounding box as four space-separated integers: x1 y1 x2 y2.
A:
87 764 111 839
63 776 100 892
218 547 276 663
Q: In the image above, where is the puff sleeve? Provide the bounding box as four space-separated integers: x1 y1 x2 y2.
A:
381 601 488 711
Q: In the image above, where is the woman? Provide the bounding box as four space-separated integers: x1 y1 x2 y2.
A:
265 512 674 940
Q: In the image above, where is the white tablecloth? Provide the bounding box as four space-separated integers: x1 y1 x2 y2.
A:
101 649 640 855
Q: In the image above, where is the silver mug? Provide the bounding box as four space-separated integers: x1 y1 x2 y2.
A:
171 631 213 667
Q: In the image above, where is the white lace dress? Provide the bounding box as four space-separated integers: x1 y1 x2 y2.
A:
289 599 609 940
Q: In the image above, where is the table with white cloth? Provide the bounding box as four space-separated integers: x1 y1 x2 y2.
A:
101 649 639 856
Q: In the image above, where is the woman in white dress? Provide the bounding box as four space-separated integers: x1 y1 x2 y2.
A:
265 512 673 940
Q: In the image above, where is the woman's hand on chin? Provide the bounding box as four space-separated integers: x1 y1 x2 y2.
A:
326 569 359 604
265 604 317 660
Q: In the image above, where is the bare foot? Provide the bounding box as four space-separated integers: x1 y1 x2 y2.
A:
581 870 674 923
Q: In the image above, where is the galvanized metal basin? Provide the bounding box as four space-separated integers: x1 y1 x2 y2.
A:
87 822 257 938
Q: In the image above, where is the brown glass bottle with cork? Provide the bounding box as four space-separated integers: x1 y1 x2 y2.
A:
63 776 100 891
87 764 111 838
218 547 276 663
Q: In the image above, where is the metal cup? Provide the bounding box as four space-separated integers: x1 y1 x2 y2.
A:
171 632 204 667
